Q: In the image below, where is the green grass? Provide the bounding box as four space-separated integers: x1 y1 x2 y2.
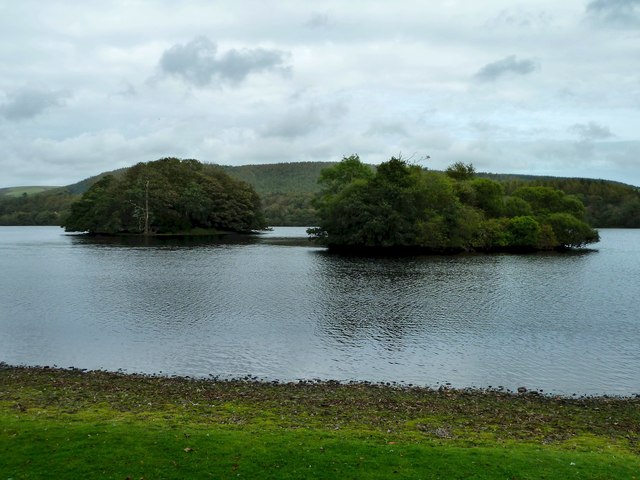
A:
4 417 638 479
1 365 639 479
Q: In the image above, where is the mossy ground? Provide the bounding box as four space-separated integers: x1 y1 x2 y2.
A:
1 364 639 478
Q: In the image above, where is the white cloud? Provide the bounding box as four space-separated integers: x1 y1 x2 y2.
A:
0 0 639 187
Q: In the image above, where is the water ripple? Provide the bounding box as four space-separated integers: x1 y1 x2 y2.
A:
0 227 638 396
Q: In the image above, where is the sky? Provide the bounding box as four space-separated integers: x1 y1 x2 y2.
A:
1 0 639 187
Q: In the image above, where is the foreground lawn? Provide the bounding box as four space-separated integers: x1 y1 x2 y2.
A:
1 365 639 479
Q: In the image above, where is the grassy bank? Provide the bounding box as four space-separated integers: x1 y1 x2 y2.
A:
1 365 639 479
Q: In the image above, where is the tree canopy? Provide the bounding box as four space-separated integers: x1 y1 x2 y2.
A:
63 158 266 235
2 160 639 228
309 155 599 252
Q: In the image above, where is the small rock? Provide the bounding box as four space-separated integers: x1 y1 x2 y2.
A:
517 386 527 394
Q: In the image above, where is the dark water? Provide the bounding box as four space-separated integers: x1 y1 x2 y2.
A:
1 226 638 396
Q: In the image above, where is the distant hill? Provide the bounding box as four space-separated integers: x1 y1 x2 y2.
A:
477 171 638 189
19 162 334 197
220 162 337 195
1 160 639 227
0 186 59 198
63 167 129 195
476 172 640 228
218 162 338 225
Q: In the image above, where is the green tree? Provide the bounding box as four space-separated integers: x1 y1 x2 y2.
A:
317 154 374 195
546 213 600 248
64 158 265 234
504 196 533 218
469 178 504 218
513 186 585 219
64 176 123 234
445 162 476 181
312 157 463 249
472 218 510 250
507 216 540 248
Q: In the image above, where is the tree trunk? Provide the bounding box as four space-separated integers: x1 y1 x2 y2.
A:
144 180 150 235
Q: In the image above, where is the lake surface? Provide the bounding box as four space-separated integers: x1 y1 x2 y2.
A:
1 226 638 396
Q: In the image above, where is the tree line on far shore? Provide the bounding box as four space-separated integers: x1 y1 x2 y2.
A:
1 157 639 229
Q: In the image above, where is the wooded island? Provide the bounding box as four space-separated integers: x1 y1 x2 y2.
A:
309 155 600 252
63 158 266 235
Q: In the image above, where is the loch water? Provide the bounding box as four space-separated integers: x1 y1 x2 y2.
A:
0 226 638 396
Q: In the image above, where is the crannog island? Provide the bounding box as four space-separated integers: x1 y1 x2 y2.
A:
309 155 599 253
62 155 600 253
63 158 267 235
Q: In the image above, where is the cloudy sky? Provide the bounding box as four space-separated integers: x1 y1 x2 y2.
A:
1 0 639 187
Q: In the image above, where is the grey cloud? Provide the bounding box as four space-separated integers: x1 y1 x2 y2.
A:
0 87 67 120
469 121 500 134
469 121 551 139
261 106 323 139
568 122 615 159
486 8 553 29
159 36 289 86
116 80 137 97
586 0 640 28
364 121 408 137
305 12 330 29
474 55 538 82
569 121 614 141
327 102 349 119
261 101 348 139
218 48 290 83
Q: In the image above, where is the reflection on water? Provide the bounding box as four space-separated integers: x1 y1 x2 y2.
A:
70 226 314 249
0 226 638 396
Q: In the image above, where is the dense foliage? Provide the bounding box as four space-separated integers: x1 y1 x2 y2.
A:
260 192 318 226
63 158 265 234
495 176 640 228
220 162 336 196
310 156 600 252
219 162 338 226
0 188 76 226
2 160 639 228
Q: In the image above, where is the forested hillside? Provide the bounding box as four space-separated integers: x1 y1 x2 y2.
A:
485 175 640 228
220 162 340 226
0 169 130 226
0 188 76 225
1 160 639 228
220 162 336 195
